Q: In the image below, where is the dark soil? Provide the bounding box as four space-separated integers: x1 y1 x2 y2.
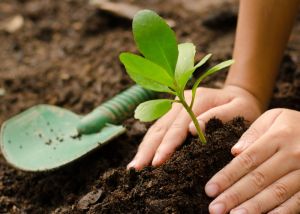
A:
1 0 300 213
84 118 247 214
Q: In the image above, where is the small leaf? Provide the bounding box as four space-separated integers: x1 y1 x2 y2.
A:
176 52 212 90
120 53 175 93
190 59 234 108
194 53 212 69
175 43 196 89
134 99 172 122
133 10 178 76
196 59 234 81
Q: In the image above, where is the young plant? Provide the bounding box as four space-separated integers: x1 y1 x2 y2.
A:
119 10 234 144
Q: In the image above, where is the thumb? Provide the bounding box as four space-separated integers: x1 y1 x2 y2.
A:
231 109 283 156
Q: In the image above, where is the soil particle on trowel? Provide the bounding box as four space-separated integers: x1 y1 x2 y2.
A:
71 134 82 141
45 139 52 145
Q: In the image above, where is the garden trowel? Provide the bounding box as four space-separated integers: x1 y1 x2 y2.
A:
0 85 155 172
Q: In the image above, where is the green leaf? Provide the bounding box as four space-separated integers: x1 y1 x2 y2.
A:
175 51 212 90
130 75 174 93
120 53 175 93
194 53 212 69
190 59 234 108
133 10 178 76
175 43 196 89
134 99 172 122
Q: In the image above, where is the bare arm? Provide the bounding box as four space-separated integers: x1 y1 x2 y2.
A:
226 0 299 111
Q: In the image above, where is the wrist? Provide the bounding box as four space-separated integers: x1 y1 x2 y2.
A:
223 83 267 113
225 64 276 112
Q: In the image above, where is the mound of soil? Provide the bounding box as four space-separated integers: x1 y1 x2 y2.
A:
82 118 247 214
1 0 300 213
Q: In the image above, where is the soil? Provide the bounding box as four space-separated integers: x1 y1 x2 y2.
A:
1 0 300 213
84 118 247 214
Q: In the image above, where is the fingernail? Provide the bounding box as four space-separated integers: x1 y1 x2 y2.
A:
127 160 136 169
232 141 244 153
231 208 248 214
210 202 225 214
152 154 161 166
205 183 219 197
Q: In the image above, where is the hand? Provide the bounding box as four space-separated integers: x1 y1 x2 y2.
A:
206 108 300 214
127 85 262 170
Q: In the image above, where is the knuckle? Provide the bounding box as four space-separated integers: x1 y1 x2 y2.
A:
275 124 293 139
149 124 168 135
273 182 289 202
240 127 260 143
237 152 256 170
223 190 242 205
248 200 263 213
170 122 184 130
249 171 265 189
165 123 186 140
219 170 236 186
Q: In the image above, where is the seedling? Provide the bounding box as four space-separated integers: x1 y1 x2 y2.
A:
120 10 234 144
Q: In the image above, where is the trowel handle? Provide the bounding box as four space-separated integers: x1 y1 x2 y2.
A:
77 85 156 134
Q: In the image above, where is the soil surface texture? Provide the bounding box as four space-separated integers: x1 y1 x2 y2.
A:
83 118 247 214
1 0 300 213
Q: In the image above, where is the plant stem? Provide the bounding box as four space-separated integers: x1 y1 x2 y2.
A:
178 93 207 144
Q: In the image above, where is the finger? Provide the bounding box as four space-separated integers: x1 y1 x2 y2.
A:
127 103 182 170
231 108 283 156
268 191 300 214
231 170 300 214
205 130 279 198
209 152 294 214
151 108 191 166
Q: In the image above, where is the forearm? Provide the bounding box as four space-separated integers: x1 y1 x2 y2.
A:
225 0 299 111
